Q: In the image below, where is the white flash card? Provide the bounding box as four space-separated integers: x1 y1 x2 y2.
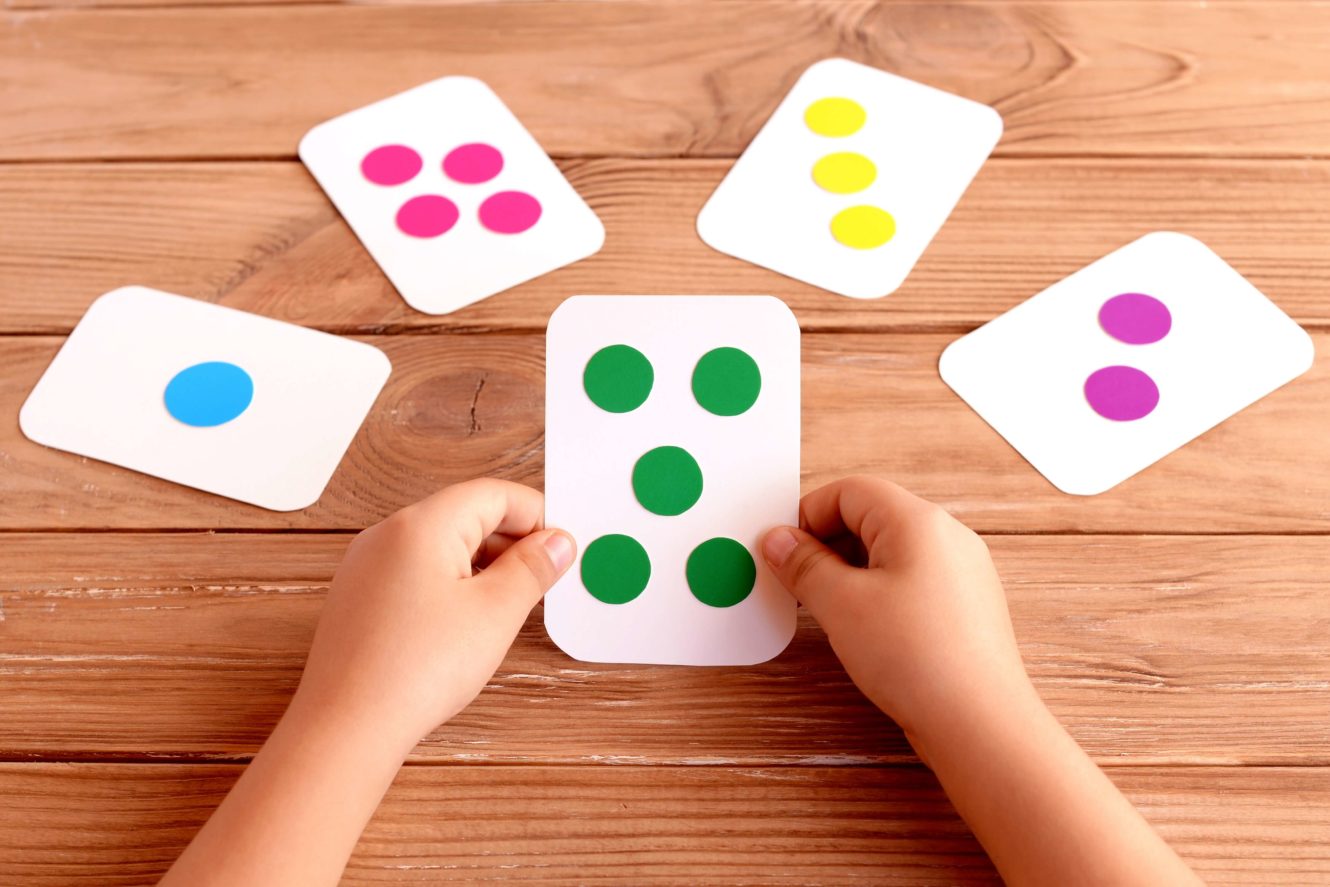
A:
20 286 391 511
939 232 1314 495
300 77 605 315
545 296 800 666
697 58 1002 299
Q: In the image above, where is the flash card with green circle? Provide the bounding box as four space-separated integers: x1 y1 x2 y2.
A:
544 296 800 666
697 58 1002 299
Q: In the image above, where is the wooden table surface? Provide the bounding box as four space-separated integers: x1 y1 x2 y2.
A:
3 1 1330 883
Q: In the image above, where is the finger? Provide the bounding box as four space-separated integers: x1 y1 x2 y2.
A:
401 479 545 559
472 533 518 571
797 476 931 552
474 529 577 607
760 525 859 614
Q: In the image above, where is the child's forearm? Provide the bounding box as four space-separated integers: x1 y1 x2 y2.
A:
906 680 1203 887
159 693 414 887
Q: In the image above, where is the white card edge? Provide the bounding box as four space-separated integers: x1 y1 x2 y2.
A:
938 231 1318 496
542 294 801 666
18 286 396 513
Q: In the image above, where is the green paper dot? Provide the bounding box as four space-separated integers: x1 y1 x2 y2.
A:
581 534 651 604
686 537 757 608
632 446 703 516
692 347 761 416
584 344 653 413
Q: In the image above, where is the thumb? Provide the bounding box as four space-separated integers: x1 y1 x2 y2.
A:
476 529 576 606
761 526 856 613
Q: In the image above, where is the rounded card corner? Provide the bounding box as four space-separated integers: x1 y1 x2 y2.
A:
937 340 963 382
1048 474 1111 497
542 615 595 664
583 215 608 256
295 124 326 162
90 285 149 311
1140 230 1207 253
695 204 721 247
757 296 802 336
438 75 495 99
1292 326 1317 374
16 397 47 445
546 295 586 333
804 57 856 78
264 489 325 513
364 344 394 380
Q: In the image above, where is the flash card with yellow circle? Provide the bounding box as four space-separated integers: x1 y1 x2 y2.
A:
544 296 800 666
697 58 1002 299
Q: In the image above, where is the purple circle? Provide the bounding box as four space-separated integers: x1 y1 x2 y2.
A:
395 194 459 238
360 144 422 186
444 142 504 184
1099 292 1172 345
1085 365 1159 421
478 190 542 234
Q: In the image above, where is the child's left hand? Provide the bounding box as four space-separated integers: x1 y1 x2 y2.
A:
290 478 576 753
160 480 576 887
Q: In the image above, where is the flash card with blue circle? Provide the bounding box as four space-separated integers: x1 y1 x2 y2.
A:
544 296 800 666
19 286 391 511
697 58 1002 299
300 76 605 316
939 232 1315 495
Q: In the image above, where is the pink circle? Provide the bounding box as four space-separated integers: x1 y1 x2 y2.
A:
1085 365 1159 421
395 195 459 238
444 142 504 184
361 144 422 186
1099 293 1172 345
478 190 542 234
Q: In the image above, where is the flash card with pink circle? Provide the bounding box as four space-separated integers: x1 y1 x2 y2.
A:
697 58 1002 299
300 77 605 315
939 232 1314 495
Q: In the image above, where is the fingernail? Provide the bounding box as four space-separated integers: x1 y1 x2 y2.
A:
543 532 575 574
762 527 798 567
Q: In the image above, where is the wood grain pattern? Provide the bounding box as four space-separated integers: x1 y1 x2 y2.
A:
4 0 1328 880
2 332 1325 532
2 762 1328 885
3 533 1328 765
3 158 1329 335
5 3 1330 160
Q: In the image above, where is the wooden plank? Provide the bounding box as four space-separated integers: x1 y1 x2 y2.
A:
1 762 1328 885
3 158 1329 335
1 332 1326 532
2 533 1328 765
4 3 1330 160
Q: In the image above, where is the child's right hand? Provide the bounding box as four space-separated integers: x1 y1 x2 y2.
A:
760 475 1031 748
763 477 1204 885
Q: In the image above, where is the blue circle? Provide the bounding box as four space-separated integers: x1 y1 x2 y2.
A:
164 361 254 427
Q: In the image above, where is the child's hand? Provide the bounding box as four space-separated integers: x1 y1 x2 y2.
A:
291 479 575 753
760 475 1026 745
761 476 1203 886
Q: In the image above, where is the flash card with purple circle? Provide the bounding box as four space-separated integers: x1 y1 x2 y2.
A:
939 232 1315 495
300 77 605 315
544 296 800 666
20 286 391 511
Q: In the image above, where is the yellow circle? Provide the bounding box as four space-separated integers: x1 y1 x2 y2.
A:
812 152 876 194
804 97 867 137
830 205 896 250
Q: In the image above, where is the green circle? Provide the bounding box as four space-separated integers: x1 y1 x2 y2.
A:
584 344 653 413
686 537 757 608
632 446 703 516
691 347 762 416
581 534 651 604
